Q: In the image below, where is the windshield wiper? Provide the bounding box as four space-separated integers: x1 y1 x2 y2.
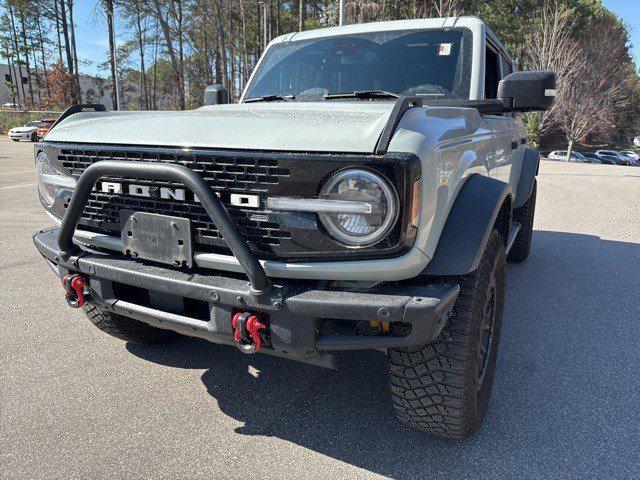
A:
324 90 400 100
244 94 295 103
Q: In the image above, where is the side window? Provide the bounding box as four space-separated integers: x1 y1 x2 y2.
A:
484 44 500 99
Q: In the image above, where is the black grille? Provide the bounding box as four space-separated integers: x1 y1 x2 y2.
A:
59 147 291 192
79 191 291 252
58 147 293 256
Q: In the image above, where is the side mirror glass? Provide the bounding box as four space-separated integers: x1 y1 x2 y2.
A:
497 71 556 112
204 84 229 105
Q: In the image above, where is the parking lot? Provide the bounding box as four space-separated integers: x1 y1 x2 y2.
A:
1 136 639 479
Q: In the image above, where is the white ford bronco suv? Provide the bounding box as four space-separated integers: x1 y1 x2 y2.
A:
33 17 555 439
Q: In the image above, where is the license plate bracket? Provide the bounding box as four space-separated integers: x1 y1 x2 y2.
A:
120 211 193 268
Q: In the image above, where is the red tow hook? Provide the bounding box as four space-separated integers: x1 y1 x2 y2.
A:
61 274 88 308
232 312 266 354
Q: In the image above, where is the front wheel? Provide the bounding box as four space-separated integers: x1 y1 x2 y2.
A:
388 229 506 439
11 138 20 142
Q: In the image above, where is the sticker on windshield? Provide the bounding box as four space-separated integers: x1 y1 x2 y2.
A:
438 43 452 56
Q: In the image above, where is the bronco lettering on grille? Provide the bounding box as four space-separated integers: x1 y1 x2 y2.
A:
97 181 259 208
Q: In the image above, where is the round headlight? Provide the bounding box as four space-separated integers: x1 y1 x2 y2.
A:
35 151 57 207
318 169 399 246
35 151 77 208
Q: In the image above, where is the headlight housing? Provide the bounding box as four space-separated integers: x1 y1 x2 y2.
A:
318 169 399 246
35 151 76 207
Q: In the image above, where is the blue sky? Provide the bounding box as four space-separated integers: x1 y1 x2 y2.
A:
46 1 640 76
603 0 639 66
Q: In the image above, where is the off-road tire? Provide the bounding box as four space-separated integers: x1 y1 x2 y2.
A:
388 230 506 439
83 302 177 344
508 180 537 262
30 132 38 142
11 138 20 142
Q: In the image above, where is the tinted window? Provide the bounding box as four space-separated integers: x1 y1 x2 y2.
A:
484 45 500 98
245 29 473 100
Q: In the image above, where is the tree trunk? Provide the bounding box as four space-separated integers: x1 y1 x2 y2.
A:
152 21 159 109
18 12 35 105
8 5 26 102
239 0 250 87
53 0 64 63
3 44 18 106
68 0 82 102
566 138 574 162
299 0 305 31
106 0 118 110
59 0 74 75
213 0 228 90
177 0 185 109
36 10 51 99
134 3 149 109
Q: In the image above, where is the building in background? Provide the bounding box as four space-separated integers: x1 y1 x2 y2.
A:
1 63 113 110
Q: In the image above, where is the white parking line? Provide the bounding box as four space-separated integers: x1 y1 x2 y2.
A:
2 170 33 175
0 183 36 190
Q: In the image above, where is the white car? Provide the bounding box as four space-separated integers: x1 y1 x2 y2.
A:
8 121 40 142
548 150 586 162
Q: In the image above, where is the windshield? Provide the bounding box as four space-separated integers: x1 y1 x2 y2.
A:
244 28 473 101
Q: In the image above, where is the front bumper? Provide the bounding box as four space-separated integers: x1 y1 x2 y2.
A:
34 228 459 368
8 132 31 140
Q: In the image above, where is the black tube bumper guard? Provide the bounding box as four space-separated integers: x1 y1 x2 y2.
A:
33 161 459 368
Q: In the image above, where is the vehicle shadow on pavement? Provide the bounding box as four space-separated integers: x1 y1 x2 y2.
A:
127 230 640 480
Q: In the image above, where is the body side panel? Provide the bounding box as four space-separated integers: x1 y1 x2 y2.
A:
386 106 514 263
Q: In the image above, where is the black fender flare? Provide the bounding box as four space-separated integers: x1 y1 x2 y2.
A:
514 148 540 208
421 174 512 277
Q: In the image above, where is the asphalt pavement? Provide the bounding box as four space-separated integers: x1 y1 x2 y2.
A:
1 136 639 479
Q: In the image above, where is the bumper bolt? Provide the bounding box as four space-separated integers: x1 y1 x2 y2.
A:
377 307 390 319
89 266 96 275
210 292 219 302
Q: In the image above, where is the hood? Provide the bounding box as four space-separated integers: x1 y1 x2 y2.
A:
10 126 36 133
44 102 397 154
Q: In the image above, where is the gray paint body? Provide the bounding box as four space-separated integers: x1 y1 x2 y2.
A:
42 16 527 282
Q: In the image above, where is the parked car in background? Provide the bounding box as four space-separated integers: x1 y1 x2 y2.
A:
2 102 22 111
620 150 640 161
7 121 40 142
595 150 633 166
579 152 602 164
595 153 621 165
548 150 586 162
36 118 57 139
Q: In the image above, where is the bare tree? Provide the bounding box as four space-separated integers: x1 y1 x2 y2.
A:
431 0 461 17
523 1 582 156
299 0 305 31
556 20 637 158
151 0 186 109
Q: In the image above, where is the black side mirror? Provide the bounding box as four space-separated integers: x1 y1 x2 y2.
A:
204 84 229 105
497 71 556 112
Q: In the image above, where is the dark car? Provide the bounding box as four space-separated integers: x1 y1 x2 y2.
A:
36 118 58 139
580 152 602 164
